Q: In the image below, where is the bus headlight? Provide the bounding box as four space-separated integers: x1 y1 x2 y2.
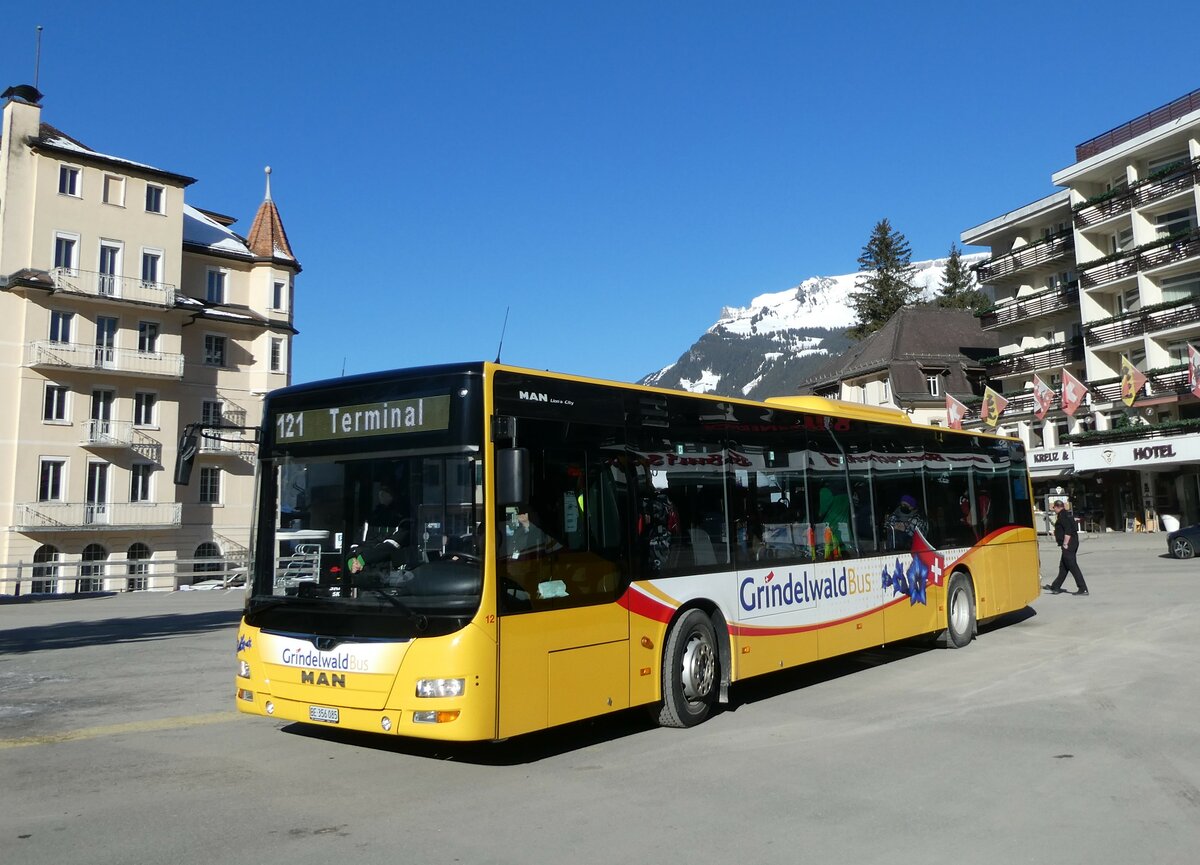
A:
415 678 465 698
238 660 251 679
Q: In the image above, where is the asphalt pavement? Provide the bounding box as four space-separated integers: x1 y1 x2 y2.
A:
1 532 1198 865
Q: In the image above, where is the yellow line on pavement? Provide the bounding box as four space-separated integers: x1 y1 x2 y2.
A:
0 710 238 749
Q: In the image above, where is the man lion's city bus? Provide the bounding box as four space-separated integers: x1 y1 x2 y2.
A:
222 362 1038 741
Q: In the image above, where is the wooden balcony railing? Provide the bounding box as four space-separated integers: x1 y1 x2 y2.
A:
1074 157 1200 229
1079 230 1200 290
983 342 1085 377
980 284 1079 330
1084 299 1200 344
975 232 1074 283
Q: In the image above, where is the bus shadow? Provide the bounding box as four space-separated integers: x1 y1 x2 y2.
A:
0 610 242 654
280 709 660 765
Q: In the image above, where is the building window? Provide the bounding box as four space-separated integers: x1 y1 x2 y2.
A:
32 544 61 594
1156 207 1197 239
49 310 74 343
926 373 941 397
98 242 121 296
102 174 125 206
1160 272 1200 304
53 233 78 273
203 334 227 367
38 458 66 501
138 321 159 353
145 184 164 214
95 316 118 367
133 392 157 427
130 463 153 503
79 543 107 592
206 268 226 304
58 164 80 197
271 281 285 311
270 337 283 372
201 399 224 427
193 542 224 575
199 467 221 504
43 384 69 422
141 251 162 286
126 542 151 591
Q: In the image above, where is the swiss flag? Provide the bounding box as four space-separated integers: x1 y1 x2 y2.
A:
910 528 946 588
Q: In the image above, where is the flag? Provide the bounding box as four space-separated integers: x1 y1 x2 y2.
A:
980 386 1008 428
945 393 966 430
1032 374 1056 420
1188 345 1200 399
1120 355 1147 407
1061 369 1088 417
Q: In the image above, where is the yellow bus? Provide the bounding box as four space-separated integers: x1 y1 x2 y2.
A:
224 361 1038 740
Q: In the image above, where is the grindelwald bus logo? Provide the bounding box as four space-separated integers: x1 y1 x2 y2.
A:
739 566 873 612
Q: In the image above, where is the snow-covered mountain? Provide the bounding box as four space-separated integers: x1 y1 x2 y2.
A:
640 254 988 400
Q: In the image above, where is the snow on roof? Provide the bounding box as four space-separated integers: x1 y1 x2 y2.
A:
183 203 252 257
41 132 158 173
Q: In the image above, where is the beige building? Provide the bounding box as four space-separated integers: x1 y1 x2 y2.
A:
962 87 1200 531
0 85 298 592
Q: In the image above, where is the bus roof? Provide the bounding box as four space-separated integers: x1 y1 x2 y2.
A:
763 396 912 424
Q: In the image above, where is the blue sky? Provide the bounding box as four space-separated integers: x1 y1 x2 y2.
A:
5 1 1200 386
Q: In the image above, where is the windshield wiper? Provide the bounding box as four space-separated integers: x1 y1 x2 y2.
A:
359 589 429 631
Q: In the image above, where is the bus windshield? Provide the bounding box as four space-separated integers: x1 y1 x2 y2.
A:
248 449 484 637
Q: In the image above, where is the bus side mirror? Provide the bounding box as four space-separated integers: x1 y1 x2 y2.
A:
174 429 200 485
496 447 529 506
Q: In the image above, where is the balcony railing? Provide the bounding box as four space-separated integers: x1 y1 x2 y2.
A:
14 502 182 531
80 420 162 461
1075 87 1200 162
983 342 1085 377
1079 230 1200 290
975 233 1075 283
52 267 175 307
27 341 185 378
980 284 1080 330
1084 299 1200 344
199 429 254 457
1073 157 1200 229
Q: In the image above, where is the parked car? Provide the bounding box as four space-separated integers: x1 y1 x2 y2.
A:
1166 523 1200 559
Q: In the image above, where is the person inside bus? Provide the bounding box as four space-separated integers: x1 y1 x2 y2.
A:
347 482 412 581
886 494 928 549
817 485 852 559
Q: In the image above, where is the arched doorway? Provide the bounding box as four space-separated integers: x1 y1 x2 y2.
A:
31 545 60 594
79 543 108 593
126 542 151 591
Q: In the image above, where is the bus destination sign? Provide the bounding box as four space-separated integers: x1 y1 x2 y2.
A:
274 395 451 444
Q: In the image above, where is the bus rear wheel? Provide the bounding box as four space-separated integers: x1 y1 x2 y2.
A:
939 572 976 649
657 609 719 728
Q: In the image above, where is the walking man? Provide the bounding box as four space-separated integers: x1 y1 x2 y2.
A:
1043 499 1089 596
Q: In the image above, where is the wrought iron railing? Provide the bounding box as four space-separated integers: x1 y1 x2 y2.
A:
51 267 175 307
14 502 182 531
26 340 185 378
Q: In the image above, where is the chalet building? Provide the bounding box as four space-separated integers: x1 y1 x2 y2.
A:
799 306 997 426
0 85 299 592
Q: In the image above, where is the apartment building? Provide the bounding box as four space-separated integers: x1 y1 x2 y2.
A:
962 88 1200 532
0 85 298 592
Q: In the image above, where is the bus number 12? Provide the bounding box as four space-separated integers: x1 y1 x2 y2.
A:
276 412 304 440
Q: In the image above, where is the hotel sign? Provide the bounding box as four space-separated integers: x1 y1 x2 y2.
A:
1074 435 1200 472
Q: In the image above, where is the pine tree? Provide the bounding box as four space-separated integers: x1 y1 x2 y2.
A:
848 218 920 339
937 243 988 313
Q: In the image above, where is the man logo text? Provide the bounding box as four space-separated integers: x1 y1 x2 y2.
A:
301 671 346 687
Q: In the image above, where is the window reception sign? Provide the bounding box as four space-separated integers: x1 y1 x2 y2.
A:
274 395 451 444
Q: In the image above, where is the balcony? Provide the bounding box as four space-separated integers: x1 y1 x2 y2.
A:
14 502 182 531
51 267 176 308
974 232 1075 283
1073 157 1200 230
980 284 1079 330
1078 229 1200 290
983 341 1085 378
1087 366 1190 404
27 341 185 379
199 428 255 458
80 420 163 461
1084 298 1200 344
1074 87 1200 162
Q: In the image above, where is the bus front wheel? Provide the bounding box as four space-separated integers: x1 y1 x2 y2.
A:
657 609 719 728
939 572 976 649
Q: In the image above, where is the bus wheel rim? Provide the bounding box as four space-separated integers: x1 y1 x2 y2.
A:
681 632 715 703
950 587 969 633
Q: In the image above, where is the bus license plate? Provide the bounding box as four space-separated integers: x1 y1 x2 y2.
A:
309 705 339 723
